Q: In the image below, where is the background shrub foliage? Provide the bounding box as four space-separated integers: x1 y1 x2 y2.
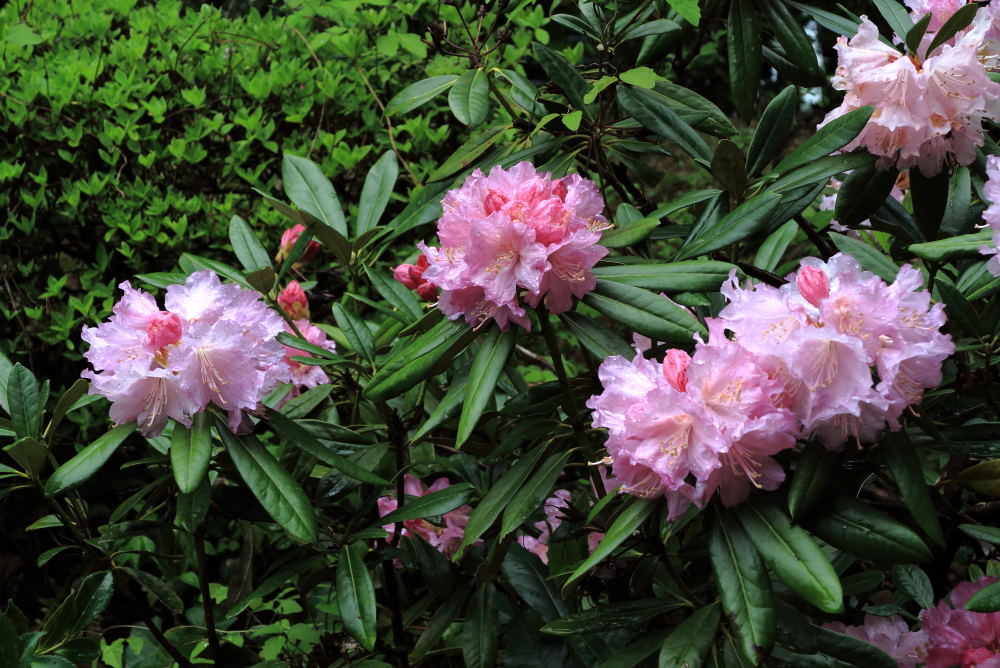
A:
4 0 1000 667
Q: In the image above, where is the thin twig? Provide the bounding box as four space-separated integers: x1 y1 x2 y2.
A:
515 344 554 370
794 214 836 259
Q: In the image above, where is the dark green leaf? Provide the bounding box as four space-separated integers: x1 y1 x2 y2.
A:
966 580 1000 612
583 280 707 344
457 327 516 448
835 163 899 229
788 441 845 520
937 277 982 339
926 3 979 57
881 430 944 546
890 564 933 609
121 567 183 613
282 154 347 236
754 221 798 273
542 599 683 635
413 359 475 443
649 189 723 220
959 523 1000 545
909 228 993 261
533 42 594 122
815 625 898 668
758 0 821 77
333 303 375 366
953 459 1000 495
728 0 763 121
44 379 88 440
651 81 738 138
658 602 721 668
170 412 212 495
7 364 39 440
356 151 398 236
618 87 713 164
905 13 932 56
449 69 490 127
622 18 682 41
502 542 569 623
747 86 796 177
676 193 783 261
227 556 320 617
410 532 454 599
768 153 877 195
564 498 659 590
709 506 775 664
365 265 424 322
799 494 932 564
214 417 318 544
773 107 874 174
4 437 47 476
45 423 137 497
0 610 15 668
55 637 101 663
560 311 635 360
872 0 913 39
828 233 899 283
366 320 475 403
596 628 675 668
229 215 271 272
500 451 573 540
376 483 475 526
412 588 469 661
910 168 950 242
841 571 885 596
464 583 499 668
737 496 843 614
713 140 747 201
337 544 377 652
601 218 659 248
429 126 508 183
384 76 460 118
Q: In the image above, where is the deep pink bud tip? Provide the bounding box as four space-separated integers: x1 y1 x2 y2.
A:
797 266 830 307
662 349 691 393
147 312 182 348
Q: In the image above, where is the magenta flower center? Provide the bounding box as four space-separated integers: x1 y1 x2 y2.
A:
147 312 182 349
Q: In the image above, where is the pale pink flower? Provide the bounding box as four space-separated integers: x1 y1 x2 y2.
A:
392 254 438 301
464 218 549 305
276 224 320 265
906 0 967 32
437 285 531 331
379 475 477 558
921 577 1000 668
279 320 335 406
526 228 607 314
824 614 929 668
278 280 310 320
980 156 1000 275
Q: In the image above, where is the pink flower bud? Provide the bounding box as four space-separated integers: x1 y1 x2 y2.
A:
484 188 509 215
393 255 437 301
416 282 438 301
797 266 830 307
276 224 320 265
662 349 691 392
146 312 182 349
551 178 568 201
278 280 310 320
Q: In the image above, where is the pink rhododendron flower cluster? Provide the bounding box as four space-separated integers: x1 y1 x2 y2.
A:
823 615 929 668
392 254 438 301
82 271 289 437
275 282 334 405
276 224 321 266
378 475 476 558
588 253 953 510
822 4 1000 176
980 155 1000 276
518 490 604 564
417 162 609 331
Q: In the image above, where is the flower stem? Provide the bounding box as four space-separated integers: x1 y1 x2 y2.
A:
536 305 608 499
194 524 222 660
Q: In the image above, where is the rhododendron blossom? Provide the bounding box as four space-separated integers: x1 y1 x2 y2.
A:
279 320 335 405
392 254 438 301
922 577 1000 668
278 280 310 320
823 615 929 668
417 162 608 331
276 224 321 266
980 155 1000 275
589 252 952 506
378 475 476 558
519 490 605 563
822 8 1000 176
82 270 289 437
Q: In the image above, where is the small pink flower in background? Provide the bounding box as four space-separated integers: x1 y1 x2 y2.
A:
823 614 929 668
82 270 289 437
519 490 606 564
980 156 1000 276
378 475 477 559
278 320 335 407
278 280 310 320
417 162 608 331
392 254 438 301
276 224 321 266
906 0 966 31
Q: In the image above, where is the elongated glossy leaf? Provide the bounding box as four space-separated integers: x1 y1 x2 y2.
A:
456 444 547 560
366 320 475 402
659 602 721 668
429 126 507 183
799 494 932 564
565 498 659 589
449 69 490 127
713 140 747 200
500 451 572 540
619 87 712 163
873 0 913 41
457 327 516 448
773 107 874 174
337 545 377 652
966 580 1000 612
333 304 375 366
623 18 682 41
828 233 899 282
413 360 475 444
754 220 798 273
815 625 898 668
835 163 899 229
45 423 137 497
44 379 88 439
282 154 347 236
737 497 843 614
890 564 933 610
265 408 389 486
709 506 775 664
728 0 762 121
909 228 993 261
214 418 318 544
170 412 212 495
365 265 423 322
384 75 459 117
601 219 658 248
533 42 594 122
584 280 707 344
355 151 398 236
598 628 674 668
758 0 820 76
543 599 683 635
412 587 468 661
937 278 982 339
767 153 877 195
954 459 1000 495
652 81 738 138
560 311 634 360
748 86 796 177
960 523 1000 545
377 483 475 526
788 441 845 520
464 583 499 668
121 567 183 613
881 430 944 546
502 542 569 623
229 215 271 272
676 193 783 261
227 555 320 617
926 3 978 57
7 364 39 440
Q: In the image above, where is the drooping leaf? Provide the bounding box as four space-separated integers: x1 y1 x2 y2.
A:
728 0 763 121
675 193 783 261
45 423 137 497
754 220 798 273
618 87 713 164
282 154 347 236
376 483 476 526
337 544 377 652
881 430 945 546
412 588 469 661
788 441 845 520
464 583 499 668
457 327 516 448
773 107 874 174
355 151 398 236
170 412 213 495
835 163 900 229
449 69 490 127
384 76 460 117
936 276 982 339
713 140 747 201
502 542 569 623
583 280 707 344
747 86 796 176
658 602 721 668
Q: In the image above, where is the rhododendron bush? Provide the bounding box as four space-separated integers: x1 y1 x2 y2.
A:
10 0 1000 667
